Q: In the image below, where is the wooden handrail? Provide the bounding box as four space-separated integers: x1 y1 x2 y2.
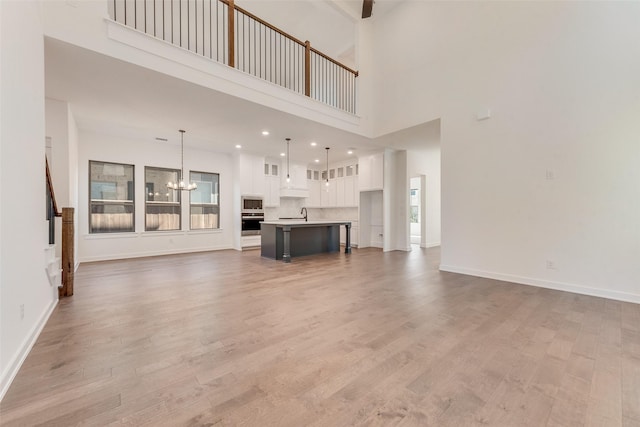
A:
110 0 359 112
220 0 305 47
220 0 358 76
310 47 359 77
45 157 61 217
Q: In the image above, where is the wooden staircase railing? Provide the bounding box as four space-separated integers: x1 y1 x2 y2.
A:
109 0 358 113
46 158 74 297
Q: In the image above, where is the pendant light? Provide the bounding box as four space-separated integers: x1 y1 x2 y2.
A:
167 129 197 191
325 147 330 189
285 137 291 185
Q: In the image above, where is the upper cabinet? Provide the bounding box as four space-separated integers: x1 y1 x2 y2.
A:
358 152 383 192
307 159 358 208
239 154 265 197
264 158 280 207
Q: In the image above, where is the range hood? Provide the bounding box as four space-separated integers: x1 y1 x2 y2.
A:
280 187 309 198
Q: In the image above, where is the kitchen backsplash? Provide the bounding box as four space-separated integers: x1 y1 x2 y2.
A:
265 199 358 222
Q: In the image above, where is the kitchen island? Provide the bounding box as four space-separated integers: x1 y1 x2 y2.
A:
261 220 352 262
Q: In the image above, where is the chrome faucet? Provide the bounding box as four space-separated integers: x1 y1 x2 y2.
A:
300 207 308 222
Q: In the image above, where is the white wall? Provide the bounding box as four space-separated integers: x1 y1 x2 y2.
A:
78 130 235 262
383 149 409 252
1 1 58 399
68 105 79 267
375 2 640 302
45 99 80 262
41 0 366 136
377 120 441 249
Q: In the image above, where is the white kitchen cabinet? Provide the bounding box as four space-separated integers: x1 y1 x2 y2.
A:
328 179 337 207
264 158 280 207
239 154 265 196
307 171 321 207
358 152 383 192
265 176 280 207
336 177 345 207
344 176 356 206
307 161 359 208
320 182 330 207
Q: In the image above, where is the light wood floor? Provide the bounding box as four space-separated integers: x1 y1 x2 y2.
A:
1 247 639 426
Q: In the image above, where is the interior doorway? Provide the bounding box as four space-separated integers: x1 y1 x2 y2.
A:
410 175 427 248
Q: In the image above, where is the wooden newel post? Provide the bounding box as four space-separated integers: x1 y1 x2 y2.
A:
228 0 235 68
304 40 311 97
60 207 75 298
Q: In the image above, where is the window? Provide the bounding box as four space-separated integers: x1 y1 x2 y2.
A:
190 171 220 230
314 170 319 180
307 169 312 180
337 167 344 178
346 165 354 176
89 161 134 233
145 167 181 231
330 169 335 179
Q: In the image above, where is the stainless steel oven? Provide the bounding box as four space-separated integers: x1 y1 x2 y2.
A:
241 197 264 235
241 212 264 235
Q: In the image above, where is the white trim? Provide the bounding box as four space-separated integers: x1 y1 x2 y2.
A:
84 229 225 240
78 244 234 263
439 264 640 304
104 20 363 128
0 299 58 402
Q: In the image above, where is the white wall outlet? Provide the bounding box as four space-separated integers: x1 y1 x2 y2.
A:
546 260 556 270
20 304 24 320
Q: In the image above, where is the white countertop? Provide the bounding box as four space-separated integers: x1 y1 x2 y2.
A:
261 220 351 226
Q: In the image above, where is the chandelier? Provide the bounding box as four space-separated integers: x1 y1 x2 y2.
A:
167 129 197 191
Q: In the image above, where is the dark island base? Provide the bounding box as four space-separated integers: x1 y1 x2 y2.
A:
261 222 351 262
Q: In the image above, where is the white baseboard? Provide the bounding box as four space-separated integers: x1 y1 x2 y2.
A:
439 264 640 304
0 299 58 401
79 244 234 263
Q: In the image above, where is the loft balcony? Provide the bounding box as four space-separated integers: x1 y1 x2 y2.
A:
108 0 359 114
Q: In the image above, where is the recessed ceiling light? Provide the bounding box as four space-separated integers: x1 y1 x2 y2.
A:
235 144 242 149
347 150 353 155
280 152 286 157
310 142 317 146
262 130 269 136
314 159 319 163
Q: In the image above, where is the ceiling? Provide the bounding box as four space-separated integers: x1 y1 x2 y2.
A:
44 38 382 167
332 0 405 21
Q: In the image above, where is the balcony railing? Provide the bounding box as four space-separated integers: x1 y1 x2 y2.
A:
109 0 358 114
